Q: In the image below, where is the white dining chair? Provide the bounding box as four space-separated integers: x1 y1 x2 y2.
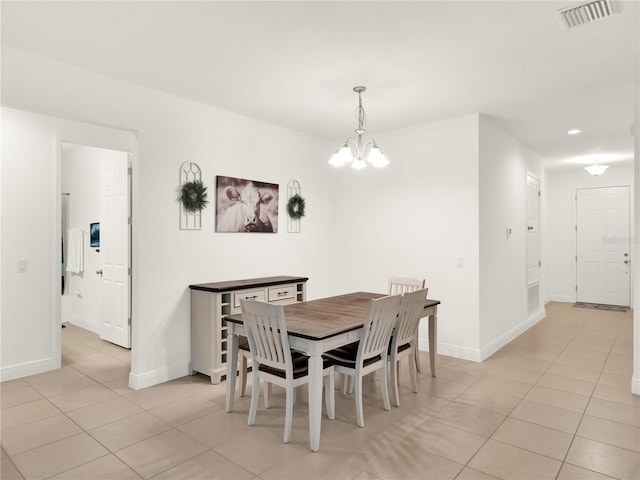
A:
388 276 425 372
388 288 428 407
388 276 425 295
322 294 401 427
240 299 335 443
237 337 250 397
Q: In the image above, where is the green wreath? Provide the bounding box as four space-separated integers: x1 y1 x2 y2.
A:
179 180 209 212
286 194 306 219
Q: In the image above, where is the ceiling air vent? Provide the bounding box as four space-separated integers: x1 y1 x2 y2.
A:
557 0 617 28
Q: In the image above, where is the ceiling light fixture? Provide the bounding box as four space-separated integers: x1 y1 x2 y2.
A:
584 158 609 176
567 129 581 135
329 86 389 170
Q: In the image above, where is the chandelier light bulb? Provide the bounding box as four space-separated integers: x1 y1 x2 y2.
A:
351 158 367 170
367 144 389 168
329 144 351 167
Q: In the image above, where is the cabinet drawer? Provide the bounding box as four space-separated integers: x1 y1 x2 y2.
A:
234 289 266 307
268 284 296 302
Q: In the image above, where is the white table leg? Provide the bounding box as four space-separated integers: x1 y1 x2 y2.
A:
226 324 239 412
307 349 323 452
429 312 437 377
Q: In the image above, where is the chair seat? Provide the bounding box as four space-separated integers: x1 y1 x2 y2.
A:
388 341 411 356
239 336 250 351
259 351 332 379
322 342 382 369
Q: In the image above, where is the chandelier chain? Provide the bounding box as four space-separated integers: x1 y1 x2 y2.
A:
356 91 367 130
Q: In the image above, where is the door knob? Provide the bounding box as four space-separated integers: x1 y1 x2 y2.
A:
96 269 103 276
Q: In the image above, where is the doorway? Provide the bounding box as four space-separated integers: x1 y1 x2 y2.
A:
576 186 631 306
61 142 132 349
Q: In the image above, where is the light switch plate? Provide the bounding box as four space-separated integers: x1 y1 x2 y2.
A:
18 259 28 273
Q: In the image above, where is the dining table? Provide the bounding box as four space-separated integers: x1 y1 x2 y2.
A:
224 291 441 451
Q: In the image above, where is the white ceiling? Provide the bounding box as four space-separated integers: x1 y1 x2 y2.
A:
2 1 638 171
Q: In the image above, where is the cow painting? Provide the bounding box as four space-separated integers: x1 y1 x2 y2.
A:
216 176 278 233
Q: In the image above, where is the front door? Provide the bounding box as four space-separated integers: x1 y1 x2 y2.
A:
99 152 131 348
576 186 630 306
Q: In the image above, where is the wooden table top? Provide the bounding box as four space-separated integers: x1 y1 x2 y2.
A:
189 275 308 293
225 292 440 341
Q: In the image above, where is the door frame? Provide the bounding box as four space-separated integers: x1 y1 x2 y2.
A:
54 133 137 366
575 184 631 306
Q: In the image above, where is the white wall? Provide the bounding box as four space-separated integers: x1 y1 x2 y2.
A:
4 46 609 388
544 166 635 304
330 114 482 360
478 115 545 357
1 47 335 386
1 108 136 380
62 145 122 333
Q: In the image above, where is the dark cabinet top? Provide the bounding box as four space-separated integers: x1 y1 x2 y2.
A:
189 276 308 293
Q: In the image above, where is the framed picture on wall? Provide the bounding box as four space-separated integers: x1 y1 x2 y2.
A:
215 176 279 233
90 222 100 247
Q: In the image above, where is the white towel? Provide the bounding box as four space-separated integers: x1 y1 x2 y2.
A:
66 228 84 273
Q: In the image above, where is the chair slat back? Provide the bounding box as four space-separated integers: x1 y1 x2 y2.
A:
359 294 402 361
388 276 425 295
393 288 429 348
240 299 291 373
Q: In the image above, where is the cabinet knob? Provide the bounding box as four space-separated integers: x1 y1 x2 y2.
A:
96 269 103 276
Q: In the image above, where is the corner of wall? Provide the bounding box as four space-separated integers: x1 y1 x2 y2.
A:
633 80 640 396
128 362 191 390
479 306 546 361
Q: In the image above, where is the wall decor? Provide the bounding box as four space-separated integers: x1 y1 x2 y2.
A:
216 175 279 233
179 161 204 230
180 180 208 212
287 180 303 233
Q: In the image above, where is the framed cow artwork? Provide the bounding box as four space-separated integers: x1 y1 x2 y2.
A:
215 175 279 233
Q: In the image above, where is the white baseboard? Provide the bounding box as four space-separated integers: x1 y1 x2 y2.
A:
545 295 574 303
418 307 546 363
0 356 60 382
437 343 483 362
632 375 640 396
68 315 100 335
417 332 483 361
128 362 191 390
479 307 546 361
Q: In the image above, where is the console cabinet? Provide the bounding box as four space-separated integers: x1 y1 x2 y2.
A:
189 276 308 383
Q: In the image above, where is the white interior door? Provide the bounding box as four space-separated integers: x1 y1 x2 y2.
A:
576 186 630 306
527 174 541 285
99 153 131 348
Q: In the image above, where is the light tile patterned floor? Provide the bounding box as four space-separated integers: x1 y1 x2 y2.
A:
1 302 638 479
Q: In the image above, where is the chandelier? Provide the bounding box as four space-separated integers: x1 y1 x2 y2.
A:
329 86 389 170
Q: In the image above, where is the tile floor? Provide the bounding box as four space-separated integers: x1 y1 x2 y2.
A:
1 302 638 479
